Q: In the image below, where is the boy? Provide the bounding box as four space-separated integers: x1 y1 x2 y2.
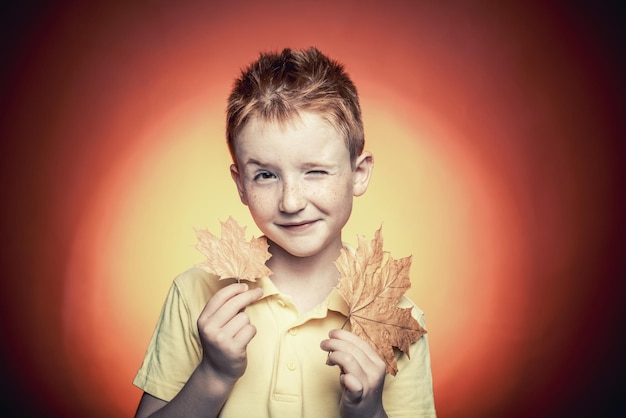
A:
133 47 436 418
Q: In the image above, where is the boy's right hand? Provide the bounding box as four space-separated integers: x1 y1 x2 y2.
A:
196 283 263 385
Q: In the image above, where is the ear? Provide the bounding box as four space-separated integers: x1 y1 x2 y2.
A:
230 163 248 205
352 151 374 197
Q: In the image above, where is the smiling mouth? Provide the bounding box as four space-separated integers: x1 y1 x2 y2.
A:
279 220 318 230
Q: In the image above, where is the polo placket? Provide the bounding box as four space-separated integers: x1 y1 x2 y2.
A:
268 295 303 416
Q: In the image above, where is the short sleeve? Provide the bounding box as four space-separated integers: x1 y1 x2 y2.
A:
382 301 437 417
132 280 202 401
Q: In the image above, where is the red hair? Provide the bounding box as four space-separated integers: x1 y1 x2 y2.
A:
226 47 365 163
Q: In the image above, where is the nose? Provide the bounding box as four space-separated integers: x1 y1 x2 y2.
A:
279 180 306 213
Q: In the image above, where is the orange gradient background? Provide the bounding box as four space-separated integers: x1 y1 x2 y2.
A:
1 2 624 417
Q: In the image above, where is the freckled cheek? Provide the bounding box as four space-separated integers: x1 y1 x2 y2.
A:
310 184 352 208
308 186 335 202
246 190 275 213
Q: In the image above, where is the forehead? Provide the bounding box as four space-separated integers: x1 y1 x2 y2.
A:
233 112 349 159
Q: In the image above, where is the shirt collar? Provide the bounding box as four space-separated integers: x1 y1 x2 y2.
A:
252 276 349 319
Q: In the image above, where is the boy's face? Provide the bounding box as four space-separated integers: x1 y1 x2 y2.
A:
230 111 372 260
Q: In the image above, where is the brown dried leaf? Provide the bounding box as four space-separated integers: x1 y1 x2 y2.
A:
334 227 426 375
195 217 272 282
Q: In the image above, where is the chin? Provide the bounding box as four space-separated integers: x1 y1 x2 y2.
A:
284 240 342 260
267 238 321 259
267 231 342 260
284 246 323 259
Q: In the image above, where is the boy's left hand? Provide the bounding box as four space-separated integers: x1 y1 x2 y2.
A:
321 329 388 418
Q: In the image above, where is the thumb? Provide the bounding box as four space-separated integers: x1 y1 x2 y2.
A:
340 374 364 403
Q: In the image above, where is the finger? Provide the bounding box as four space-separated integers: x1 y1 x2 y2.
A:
322 337 370 372
322 334 386 393
326 349 365 377
202 283 249 317
340 373 364 403
200 284 263 326
221 310 257 346
232 321 257 347
326 329 385 370
208 316 257 357
328 329 378 358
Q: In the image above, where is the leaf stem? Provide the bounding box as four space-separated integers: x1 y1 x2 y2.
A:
340 316 350 330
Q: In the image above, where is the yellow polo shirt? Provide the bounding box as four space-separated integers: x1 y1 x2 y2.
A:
133 267 436 417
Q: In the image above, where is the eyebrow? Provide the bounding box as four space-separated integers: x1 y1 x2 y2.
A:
300 161 337 169
242 158 270 168
243 159 336 169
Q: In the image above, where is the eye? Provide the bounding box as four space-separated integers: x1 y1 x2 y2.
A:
306 170 328 176
253 170 276 182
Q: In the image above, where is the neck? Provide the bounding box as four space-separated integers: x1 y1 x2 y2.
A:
266 240 342 313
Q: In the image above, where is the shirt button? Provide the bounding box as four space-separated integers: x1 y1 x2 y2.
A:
277 299 286 307
288 328 298 336
287 361 297 371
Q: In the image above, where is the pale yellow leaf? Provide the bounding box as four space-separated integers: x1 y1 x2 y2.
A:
195 217 272 282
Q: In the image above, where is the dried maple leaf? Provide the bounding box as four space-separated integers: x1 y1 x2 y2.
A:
334 227 426 375
195 217 272 282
